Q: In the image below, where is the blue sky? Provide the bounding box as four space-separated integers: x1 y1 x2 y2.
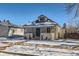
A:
0 3 69 26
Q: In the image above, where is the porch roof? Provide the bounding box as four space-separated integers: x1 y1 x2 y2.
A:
24 25 54 28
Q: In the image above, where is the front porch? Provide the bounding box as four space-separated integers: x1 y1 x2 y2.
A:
24 25 57 40
24 33 54 40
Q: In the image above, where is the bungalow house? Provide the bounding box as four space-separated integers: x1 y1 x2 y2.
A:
0 15 62 40
24 15 62 40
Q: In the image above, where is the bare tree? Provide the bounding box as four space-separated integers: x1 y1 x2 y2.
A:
74 20 79 32
66 3 79 18
65 3 79 32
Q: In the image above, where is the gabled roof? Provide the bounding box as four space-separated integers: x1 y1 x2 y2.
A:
0 20 24 29
23 15 61 28
0 20 14 27
32 15 60 27
34 15 54 23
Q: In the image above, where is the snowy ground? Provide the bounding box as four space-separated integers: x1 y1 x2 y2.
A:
25 39 79 46
0 39 79 56
0 52 20 56
3 45 79 56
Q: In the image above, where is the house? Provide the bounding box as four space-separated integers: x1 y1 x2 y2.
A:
0 20 24 37
0 20 12 37
8 26 24 37
0 24 9 37
0 15 62 40
24 15 61 40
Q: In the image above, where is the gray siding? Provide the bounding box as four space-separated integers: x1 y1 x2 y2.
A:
0 25 9 37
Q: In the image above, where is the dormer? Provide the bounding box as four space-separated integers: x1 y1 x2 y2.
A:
38 15 47 22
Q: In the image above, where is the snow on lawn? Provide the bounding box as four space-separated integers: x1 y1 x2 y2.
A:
4 45 35 54
0 39 79 56
2 45 79 56
1 40 26 42
57 39 79 43
25 40 79 46
0 52 19 56
0 42 9 47
0 39 79 45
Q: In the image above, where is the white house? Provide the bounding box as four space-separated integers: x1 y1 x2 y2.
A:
24 15 62 40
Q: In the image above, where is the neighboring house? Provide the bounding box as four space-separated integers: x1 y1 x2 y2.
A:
8 26 24 37
0 24 9 37
24 15 61 40
0 20 24 38
0 20 12 37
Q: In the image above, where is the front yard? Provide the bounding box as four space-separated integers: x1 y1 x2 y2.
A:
0 39 79 56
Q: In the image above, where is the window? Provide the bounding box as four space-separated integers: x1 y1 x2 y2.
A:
47 27 51 33
40 17 46 22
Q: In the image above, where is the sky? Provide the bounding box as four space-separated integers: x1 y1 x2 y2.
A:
0 3 69 26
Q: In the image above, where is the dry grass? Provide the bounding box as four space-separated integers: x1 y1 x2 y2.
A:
15 42 24 45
